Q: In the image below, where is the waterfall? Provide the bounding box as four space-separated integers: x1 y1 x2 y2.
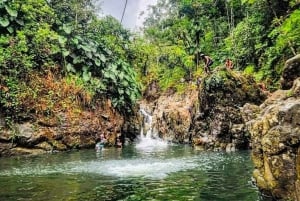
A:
137 108 168 150
139 108 153 139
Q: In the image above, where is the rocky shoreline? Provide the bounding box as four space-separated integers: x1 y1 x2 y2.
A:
135 54 300 200
0 100 124 157
1 55 299 200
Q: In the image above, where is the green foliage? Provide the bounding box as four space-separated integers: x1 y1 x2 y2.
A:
159 66 186 91
133 35 194 92
253 70 265 82
289 0 300 7
56 19 140 112
48 0 95 34
0 32 33 78
255 8 300 84
225 16 265 68
101 60 141 111
0 0 20 33
243 65 255 75
0 0 141 119
204 70 228 92
87 16 133 61
0 77 24 118
61 33 110 74
243 65 265 82
140 0 248 91
141 0 299 90
271 9 300 53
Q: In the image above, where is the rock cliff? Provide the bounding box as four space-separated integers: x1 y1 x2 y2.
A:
137 67 266 151
192 67 266 151
242 55 300 201
0 99 123 157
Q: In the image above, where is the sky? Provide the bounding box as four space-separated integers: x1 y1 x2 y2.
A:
98 0 157 30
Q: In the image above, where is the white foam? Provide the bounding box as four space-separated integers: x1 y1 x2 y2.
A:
0 156 206 179
138 108 169 152
135 137 169 152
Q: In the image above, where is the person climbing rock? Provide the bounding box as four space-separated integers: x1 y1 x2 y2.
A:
258 82 271 97
200 53 213 73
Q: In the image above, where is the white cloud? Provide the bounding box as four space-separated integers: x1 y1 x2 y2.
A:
136 0 157 28
99 0 157 30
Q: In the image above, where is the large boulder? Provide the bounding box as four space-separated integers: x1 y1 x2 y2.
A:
153 89 197 143
280 54 300 90
243 78 300 200
138 87 197 143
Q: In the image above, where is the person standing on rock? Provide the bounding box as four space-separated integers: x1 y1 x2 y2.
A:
200 53 213 73
225 58 233 69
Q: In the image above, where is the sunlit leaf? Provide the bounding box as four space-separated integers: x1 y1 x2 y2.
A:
62 23 72 34
62 50 70 57
100 54 106 62
6 26 13 33
0 17 9 27
15 19 24 26
5 5 17 17
83 70 91 81
73 56 82 64
72 38 79 45
95 59 101 66
66 63 76 73
58 36 67 46
80 45 91 52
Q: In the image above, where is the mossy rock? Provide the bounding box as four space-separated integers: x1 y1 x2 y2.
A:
200 68 266 113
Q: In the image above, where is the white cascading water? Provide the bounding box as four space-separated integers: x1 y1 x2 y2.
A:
136 108 168 150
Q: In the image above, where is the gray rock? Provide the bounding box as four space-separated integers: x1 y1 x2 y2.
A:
243 78 300 200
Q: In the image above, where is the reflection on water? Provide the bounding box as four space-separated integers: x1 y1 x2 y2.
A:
0 144 265 201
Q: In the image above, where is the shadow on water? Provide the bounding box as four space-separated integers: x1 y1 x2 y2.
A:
0 145 269 201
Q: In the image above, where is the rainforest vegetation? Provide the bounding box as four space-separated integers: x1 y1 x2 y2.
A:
0 0 299 123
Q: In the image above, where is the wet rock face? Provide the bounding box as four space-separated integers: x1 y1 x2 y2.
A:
243 78 300 200
281 54 300 90
139 88 197 143
122 106 142 141
0 99 124 157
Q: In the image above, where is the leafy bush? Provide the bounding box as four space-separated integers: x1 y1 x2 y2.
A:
204 70 228 92
101 60 141 112
0 0 142 119
243 65 255 75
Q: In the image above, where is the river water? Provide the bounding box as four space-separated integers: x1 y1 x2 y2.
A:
0 142 266 201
